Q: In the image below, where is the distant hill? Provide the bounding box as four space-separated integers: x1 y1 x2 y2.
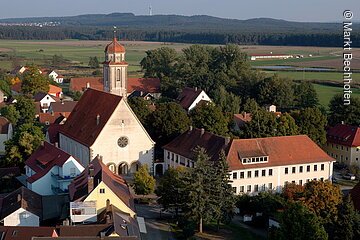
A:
0 13 358 47
0 13 346 33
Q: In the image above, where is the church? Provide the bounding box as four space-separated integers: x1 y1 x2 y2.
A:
58 37 155 174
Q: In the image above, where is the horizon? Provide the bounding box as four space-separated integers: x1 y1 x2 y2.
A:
0 0 359 22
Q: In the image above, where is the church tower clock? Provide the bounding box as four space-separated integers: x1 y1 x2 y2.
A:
103 34 128 98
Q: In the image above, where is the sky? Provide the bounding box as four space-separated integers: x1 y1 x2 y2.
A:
0 0 359 22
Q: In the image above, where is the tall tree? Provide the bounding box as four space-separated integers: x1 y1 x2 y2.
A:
291 107 328 145
132 164 156 196
15 96 36 125
212 85 241 114
2 123 44 168
182 147 213 233
21 66 49 95
328 95 360 126
0 105 20 126
128 97 152 126
278 203 328 240
293 81 319 108
190 102 229 136
88 56 100 68
149 102 191 144
276 113 299 136
256 75 294 109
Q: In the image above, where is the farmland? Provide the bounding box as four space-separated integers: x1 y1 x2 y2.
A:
0 39 359 107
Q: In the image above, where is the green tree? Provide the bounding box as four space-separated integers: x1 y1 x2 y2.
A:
15 96 36 125
182 147 213 233
190 102 229 136
240 98 260 113
2 123 44 167
212 85 241 114
21 66 49 95
149 102 191 143
155 167 186 217
291 107 327 145
294 81 319 108
51 54 66 65
132 164 155 196
328 95 360 126
242 109 277 138
276 113 299 136
0 105 20 125
278 203 328 240
128 97 152 126
257 75 294 109
282 182 305 202
211 151 236 229
88 56 100 69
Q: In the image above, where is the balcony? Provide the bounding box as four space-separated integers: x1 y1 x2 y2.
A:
51 184 69 195
51 172 76 181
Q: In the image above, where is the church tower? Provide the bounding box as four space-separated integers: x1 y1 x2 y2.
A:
103 34 128 98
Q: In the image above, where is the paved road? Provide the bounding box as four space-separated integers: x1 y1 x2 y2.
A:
135 203 175 240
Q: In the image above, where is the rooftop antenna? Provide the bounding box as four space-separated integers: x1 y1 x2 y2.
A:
149 5 152 16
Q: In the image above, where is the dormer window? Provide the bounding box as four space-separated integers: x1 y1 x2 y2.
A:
241 156 269 164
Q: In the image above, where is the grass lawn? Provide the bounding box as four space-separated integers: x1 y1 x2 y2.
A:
312 83 360 108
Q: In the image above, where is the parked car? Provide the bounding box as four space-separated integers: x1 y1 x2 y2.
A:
343 173 356 180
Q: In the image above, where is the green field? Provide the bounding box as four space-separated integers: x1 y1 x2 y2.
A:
313 84 360 108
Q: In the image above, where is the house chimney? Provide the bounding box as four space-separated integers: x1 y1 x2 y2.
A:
189 125 193 131
62 218 70 226
55 142 59 148
96 114 100 125
200 128 205 136
106 199 111 212
195 87 198 91
17 194 21 202
341 121 344 125
86 82 90 89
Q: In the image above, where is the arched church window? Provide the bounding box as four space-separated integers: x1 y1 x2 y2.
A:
116 69 120 81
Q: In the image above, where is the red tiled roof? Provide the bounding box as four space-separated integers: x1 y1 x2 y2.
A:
0 117 10 134
177 87 202 110
351 182 360 211
127 78 160 94
69 77 103 92
57 224 112 237
234 113 252 128
163 128 229 161
327 124 360 147
38 113 65 124
105 37 126 53
227 135 334 171
47 124 62 144
0 187 42 221
25 142 74 183
59 88 122 147
49 84 62 94
49 101 77 114
0 226 57 240
69 156 134 210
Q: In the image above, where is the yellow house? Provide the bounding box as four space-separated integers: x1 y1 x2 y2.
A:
68 156 136 219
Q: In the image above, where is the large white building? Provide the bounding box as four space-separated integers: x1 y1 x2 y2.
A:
227 135 334 194
0 117 13 155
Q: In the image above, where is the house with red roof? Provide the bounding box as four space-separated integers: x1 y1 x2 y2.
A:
68 156 136 220
0 226 58 240
162 127 230 175
58 88 155 175
323 124 360 167
177 87 211 112
0 117 13 155
227 135 335 194
33 92 59 113
25 142 84 196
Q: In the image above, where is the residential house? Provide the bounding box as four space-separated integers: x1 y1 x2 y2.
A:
227 135 335 195
69 77 160 99
68 156 136 219
48 84 63 98
323 124 360 167
177 87 211 112
0 187 42 226
162 127 230 175
38 101 77 125
45 124 62 146
0 117 13 155
33 92 59 113
0 226 57 240
233 113 252 131
58 88 155 174
25 142 84 196
48 70 64 84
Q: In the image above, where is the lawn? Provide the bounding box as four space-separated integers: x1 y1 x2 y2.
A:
312 83 360 108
